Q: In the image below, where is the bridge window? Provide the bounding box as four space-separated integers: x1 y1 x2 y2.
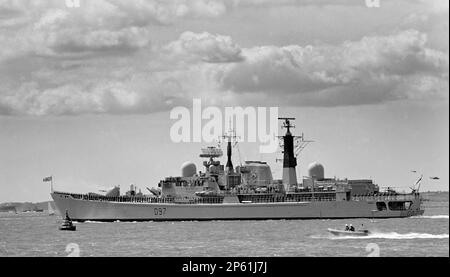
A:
376 202 387 211
388 201 408 211
405 201 412 209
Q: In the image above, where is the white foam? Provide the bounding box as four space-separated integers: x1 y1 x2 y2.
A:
410 215 449 219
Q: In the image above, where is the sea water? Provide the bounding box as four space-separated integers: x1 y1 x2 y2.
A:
0 199 448 257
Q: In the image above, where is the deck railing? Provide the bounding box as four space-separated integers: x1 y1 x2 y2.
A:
351 194 419 202
53 191 418 204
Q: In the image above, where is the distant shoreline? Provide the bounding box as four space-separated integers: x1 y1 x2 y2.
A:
0 200 52 213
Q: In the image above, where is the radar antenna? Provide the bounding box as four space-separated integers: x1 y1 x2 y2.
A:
276 118 313 162
294 132 313 157
221 124 241 171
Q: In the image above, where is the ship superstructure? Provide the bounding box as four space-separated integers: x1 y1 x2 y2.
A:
51 118 424 221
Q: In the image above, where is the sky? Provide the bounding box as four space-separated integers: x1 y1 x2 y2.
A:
0 0 448 202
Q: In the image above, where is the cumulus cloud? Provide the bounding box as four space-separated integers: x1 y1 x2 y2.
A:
0 1 448 116
1 29 448 116
0 79 171 116
0 0 232 60
1 9 148 59
218 30 449 106
165 31 244 63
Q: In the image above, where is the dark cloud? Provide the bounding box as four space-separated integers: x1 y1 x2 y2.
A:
219 30 448 106
0 1 447 115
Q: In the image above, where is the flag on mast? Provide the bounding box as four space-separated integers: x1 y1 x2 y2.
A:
43 176 54 192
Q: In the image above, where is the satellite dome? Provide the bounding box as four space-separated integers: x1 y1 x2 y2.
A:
181 161 197 177
308 162 325 180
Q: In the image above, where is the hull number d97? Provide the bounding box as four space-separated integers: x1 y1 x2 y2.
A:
154 207 167 216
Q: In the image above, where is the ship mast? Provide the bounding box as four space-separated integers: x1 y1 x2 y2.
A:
220 125 242 189
278 118 312 192
222 127 238 173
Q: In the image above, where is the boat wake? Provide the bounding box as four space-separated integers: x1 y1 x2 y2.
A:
410 215 449 219
324 232 449 240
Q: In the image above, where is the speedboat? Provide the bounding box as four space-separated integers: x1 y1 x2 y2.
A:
59 221 76 231
327 228 369 236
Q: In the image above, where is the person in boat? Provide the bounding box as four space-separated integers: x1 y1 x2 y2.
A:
349 224 355 231
64 210 73 224
345 224 349 231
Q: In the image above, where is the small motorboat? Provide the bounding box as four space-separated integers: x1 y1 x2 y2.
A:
327 228 370 236
59 210 76 231
59 221 76 231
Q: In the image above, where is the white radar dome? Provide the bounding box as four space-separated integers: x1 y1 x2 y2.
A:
308 162 325 180
181 161 197 177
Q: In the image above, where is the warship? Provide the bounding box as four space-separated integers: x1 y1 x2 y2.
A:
51 118 424 221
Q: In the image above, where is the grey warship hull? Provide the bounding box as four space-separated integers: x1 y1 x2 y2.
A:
51 191 424 222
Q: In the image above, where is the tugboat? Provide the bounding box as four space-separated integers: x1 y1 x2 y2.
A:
59 210 76 231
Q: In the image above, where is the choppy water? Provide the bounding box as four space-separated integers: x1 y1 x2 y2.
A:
0 201 448 257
